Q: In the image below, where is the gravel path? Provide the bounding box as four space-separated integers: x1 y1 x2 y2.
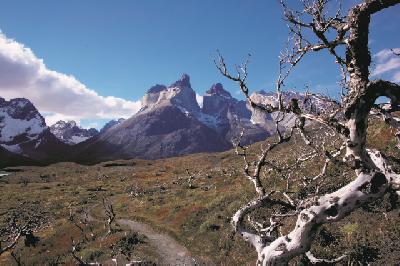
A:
116 219 197 266
86 202 200 265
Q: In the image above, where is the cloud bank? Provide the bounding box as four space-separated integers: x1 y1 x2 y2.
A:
371 48 400 82
0 32 141 126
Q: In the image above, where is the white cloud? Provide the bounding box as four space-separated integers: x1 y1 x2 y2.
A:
82 122 102 130
42 113 82 127
196 93 203 108
371 48 400 80
0 32 141 126
374 48 399 63
371 58 400 76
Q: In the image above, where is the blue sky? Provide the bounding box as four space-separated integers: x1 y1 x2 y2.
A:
0 0 399 129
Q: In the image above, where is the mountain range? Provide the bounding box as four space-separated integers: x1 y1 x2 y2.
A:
50 120 99 145
0 74 330 166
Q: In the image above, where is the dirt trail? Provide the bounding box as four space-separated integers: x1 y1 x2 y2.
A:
117 219 197 266
86 204 199 265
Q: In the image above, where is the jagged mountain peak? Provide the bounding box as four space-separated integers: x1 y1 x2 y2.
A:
100 118 126 133
147 84 167 94
0 97 64 159
141 74 200 114
206 83 232 98
257 89 269 95
0 75 336 166
52 120 77 128
170 73 191 88
0 97 41 121
202 83 237 116
0 97 47 144
50 120 98 145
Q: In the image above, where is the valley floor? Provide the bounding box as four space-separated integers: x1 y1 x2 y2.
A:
1 119 400 265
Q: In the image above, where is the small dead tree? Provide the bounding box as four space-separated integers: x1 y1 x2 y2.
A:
68 204 95 242
10 249 22 266
186 168 197 189
216 0 400 265
0 203 48 263
70 237 91 265
102 198 116 235
70 235 101 266
68 205 104 266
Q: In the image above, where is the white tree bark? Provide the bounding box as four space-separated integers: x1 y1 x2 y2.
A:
217 0 400 265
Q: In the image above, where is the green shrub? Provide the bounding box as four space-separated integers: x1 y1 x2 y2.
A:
116 232 147 257
81 248 104 262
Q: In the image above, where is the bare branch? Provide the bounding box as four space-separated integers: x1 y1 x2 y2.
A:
102 198 116 235
305 251 347 264
218 1 400 265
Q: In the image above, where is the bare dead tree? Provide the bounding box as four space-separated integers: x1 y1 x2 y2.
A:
186 168 197 189
216 0 400 265
68 204 95 242
70 237 89 265
0 204 47 258
70 236 101 265
10 249 22 266
70 235 102 266
102 198 116 235
0 228 24 256
68 205 106 266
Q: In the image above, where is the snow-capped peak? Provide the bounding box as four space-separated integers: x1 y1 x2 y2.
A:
140 74 200 114
50 120 98 145
0 97 47 145
169 73 191 88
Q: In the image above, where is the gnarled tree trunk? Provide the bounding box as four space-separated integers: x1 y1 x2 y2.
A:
216 1 400 265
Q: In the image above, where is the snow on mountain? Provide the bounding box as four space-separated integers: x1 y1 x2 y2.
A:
140 74 201 114
0 74 338 166
249 90 337 128
250 90 336 114
0 97 47 154
0 97 69 162
50 120 98 145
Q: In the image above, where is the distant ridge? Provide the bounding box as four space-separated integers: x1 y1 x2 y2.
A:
0 74 332 166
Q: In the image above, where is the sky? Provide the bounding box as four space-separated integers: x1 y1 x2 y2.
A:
0 0 399 129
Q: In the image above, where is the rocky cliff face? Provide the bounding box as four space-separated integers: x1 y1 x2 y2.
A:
0 97 69 162
76 75 323 162
141 74 201 114
75 75 231 162
249 90 337 128
50 120 98 145
100 118 126 134
1 75 335 166
201 83 269 144
0 97 47 151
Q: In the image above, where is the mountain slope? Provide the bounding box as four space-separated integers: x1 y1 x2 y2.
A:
0 145 37 168
201 83 271 145
100 118 126 134
76 104 230 162
75 75 231 162
1 75 337 166
50 120 98 145
0 97 70 164
75 75 332 163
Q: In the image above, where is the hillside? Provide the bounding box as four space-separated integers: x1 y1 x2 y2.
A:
0 75 336 166
0 145 37 168
0 116 399 265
